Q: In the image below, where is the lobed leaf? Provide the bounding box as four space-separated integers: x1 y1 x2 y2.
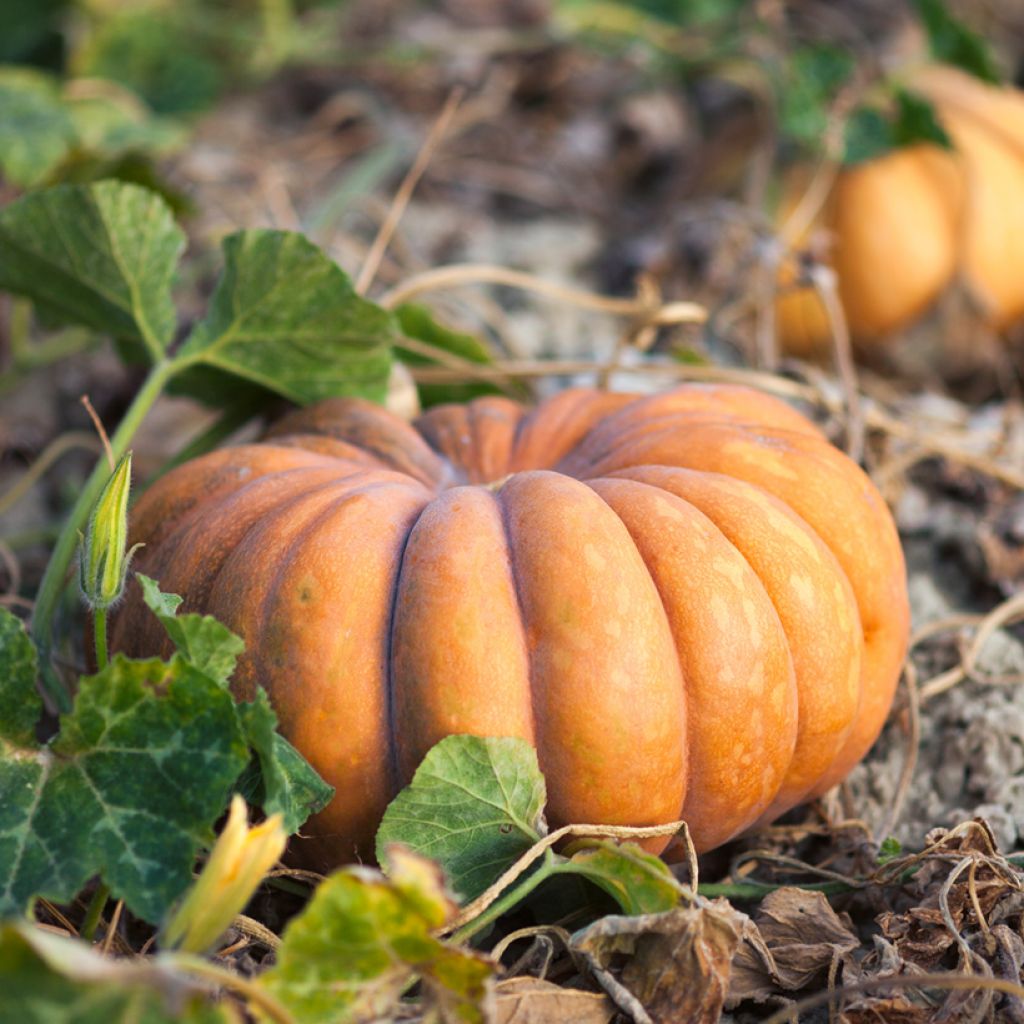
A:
0 654 248 923
375 735 547 902
0 180 184 358
176 229 395 406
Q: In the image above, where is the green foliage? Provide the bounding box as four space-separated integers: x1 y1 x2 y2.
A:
562 841 683 915
0 67 74 187
844 88 952 165
77 10 222 117
258 851 493 1023
0 576 331 923
175 229 396 406
0 181 184 357
376 736 547 902
0 648 249 922
236 689 335 836
138 574 244 683
914 0 1000 84
0 922 231 1023
878 836 903 864
0 66 185 191
396 302 506 407
777 45 856 151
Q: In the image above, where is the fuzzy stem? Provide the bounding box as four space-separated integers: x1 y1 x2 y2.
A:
93 608 108 670
32 359 176 711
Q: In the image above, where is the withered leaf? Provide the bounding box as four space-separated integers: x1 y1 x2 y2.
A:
572 898 744 1024
729 887 858 1005
495 977 614 1024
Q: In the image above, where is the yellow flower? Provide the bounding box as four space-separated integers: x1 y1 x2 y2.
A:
163 796 286 954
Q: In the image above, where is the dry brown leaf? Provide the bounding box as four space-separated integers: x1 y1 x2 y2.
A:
494 977 614 1024
572 898 744 1024
728 887 859 1005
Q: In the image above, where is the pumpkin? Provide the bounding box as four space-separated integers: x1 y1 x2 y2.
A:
111 385 909 866
777 65 1024 354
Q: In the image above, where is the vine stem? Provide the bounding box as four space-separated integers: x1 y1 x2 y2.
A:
31 358 176 712
451 853 562 945
79 883 110 942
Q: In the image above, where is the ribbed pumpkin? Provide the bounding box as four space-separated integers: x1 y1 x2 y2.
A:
777 65 1024 354
112 385 909 866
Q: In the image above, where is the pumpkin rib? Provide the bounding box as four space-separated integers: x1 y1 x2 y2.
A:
265 397 454 488
604 465 863 817
128 444 343 552
391 487 535 783
588 475 799 851
497 471 688 847
113 466 361 660
252 479 433 865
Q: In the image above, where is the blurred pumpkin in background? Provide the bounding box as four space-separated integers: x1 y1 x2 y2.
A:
776 65 1024 355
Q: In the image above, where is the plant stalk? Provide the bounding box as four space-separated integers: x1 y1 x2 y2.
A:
32 359 177 711
79 883 110 942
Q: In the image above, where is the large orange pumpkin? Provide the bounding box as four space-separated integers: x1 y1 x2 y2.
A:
112 385 909 866
777 65 1024 354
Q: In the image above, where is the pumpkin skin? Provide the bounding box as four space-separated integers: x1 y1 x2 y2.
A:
777 64 1024 354
111 385 909 866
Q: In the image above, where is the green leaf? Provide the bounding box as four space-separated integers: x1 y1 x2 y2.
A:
878 836 903 864
0 608 41 748
138 574 244 685
375 735 546 902
66 94 185 163
0 67 74 188
843 89 953 165
892 88 953 148
0 921 232 1023
842 106 894 165
78 10 222 117
0 181 184 358
560 840 683 915
778 45 856 149
175 229 395 406
0 654 248 923
258 852 493 1024
913 0 1000 84
395 302 506 407
236 689 335 835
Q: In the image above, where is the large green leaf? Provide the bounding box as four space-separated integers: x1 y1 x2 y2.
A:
0 67 74 188
0 922 231 1024
843 88 952 165
0 181 184 358
258 850 493 1023
376 735 546 902
175 229 395 406
0 652 248 923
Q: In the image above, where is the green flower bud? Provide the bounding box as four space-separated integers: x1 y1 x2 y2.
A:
79 451 139 610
